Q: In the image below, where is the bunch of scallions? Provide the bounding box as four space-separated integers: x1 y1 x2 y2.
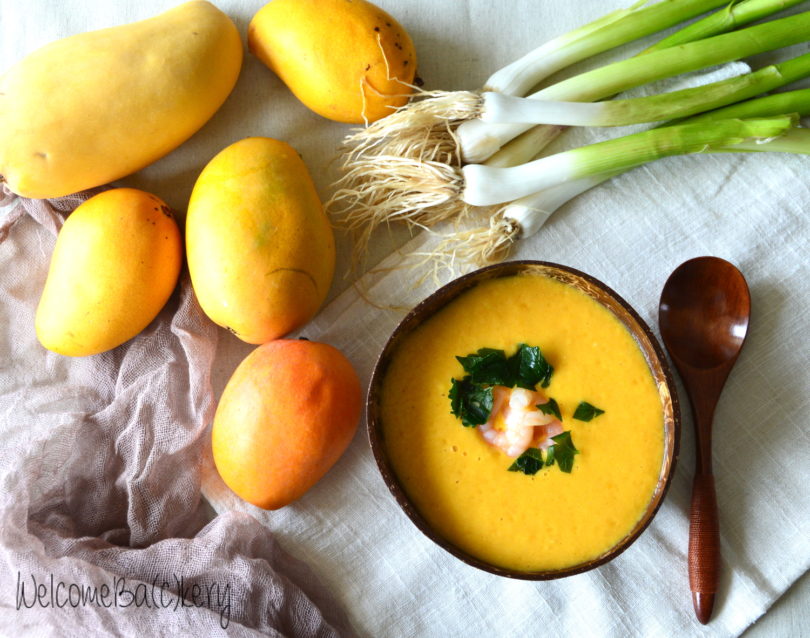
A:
330 0 810 266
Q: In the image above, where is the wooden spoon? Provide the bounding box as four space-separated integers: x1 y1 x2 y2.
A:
658 256 751 624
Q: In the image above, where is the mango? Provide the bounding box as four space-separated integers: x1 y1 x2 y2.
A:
35 188 182 357
248 0 416 123
0 1 242 199
186 137 335 344
212 339 362 509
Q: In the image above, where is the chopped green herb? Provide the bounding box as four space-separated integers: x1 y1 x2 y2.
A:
537 398 561 420
546 445 554 467
456 348 511 385
508 448 543 475
449 377 463 418
454 342 553 391
508 343 553 389
573 401 605 421
548 431 579 473
544 444 556 467
449 343 566 473
448 376 493 427
506 433 579 476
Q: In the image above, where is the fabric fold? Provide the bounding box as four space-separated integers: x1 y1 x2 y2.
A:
0 191 352 637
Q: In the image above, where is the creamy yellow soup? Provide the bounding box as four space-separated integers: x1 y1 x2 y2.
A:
380 273 665 572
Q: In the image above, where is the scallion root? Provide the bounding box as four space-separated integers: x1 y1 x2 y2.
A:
331 154 466 226
414 210 522 272
328 153 469 267
327 91 484 264
339 90 481 162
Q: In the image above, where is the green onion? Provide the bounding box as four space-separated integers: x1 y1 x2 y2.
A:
484 0 729 97
675 87 810 123
461 115 796 206
459 11 810 162
714 126 810 154
487 83 810 170
641 0 807 53
331 0 763 234
478 52 810 127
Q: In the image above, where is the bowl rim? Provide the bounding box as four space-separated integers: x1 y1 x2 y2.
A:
366 260 681 580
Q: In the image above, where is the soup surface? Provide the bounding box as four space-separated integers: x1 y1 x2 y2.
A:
380 272 665 572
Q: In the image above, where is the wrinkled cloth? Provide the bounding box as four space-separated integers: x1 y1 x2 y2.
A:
0 187 352 637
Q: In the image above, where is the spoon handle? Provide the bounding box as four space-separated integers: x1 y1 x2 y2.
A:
689 472 720 624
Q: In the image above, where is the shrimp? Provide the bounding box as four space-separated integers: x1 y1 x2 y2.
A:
478 386 562 458
536 420 564 450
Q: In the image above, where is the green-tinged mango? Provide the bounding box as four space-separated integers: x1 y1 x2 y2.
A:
186 137 335 344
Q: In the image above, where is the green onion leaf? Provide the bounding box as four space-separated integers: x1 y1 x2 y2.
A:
573 401 605 421
448 376 494 427
537 398 561 420
508 448 544 475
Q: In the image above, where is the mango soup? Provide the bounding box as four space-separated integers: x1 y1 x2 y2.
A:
379 272 666 572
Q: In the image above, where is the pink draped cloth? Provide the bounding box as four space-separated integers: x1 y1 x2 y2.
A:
0 184 352 637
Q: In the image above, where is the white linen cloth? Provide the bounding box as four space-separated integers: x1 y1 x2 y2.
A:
2 0 808 636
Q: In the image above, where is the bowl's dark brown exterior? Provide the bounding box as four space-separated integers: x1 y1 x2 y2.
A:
367 261 681 580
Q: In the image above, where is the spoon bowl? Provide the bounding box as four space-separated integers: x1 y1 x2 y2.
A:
659 257 751 371
659 256 751 625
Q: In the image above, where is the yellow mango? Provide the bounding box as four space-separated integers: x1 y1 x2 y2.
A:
36 188 183 357
0 1 242 199
186 137 335 344
248 0 416 124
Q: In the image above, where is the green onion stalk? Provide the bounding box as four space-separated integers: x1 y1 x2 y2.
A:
482 0 730 97
477 53 810 127
641 0 808 53
461 116 797 207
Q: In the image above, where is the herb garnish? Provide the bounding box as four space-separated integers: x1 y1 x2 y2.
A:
455 343 553 390
537 398 561 420
507 431 579 475
449 343 583 476
545 431 579 473
449 377 493 427
449 344 553 428
573 401 605 421
510 343 554 389
456 348 511 385
507 448 543 475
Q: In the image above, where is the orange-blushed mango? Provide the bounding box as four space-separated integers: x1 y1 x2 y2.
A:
186 137 335 344
35 188 182 356
212 339 362 509
248 0 416 123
